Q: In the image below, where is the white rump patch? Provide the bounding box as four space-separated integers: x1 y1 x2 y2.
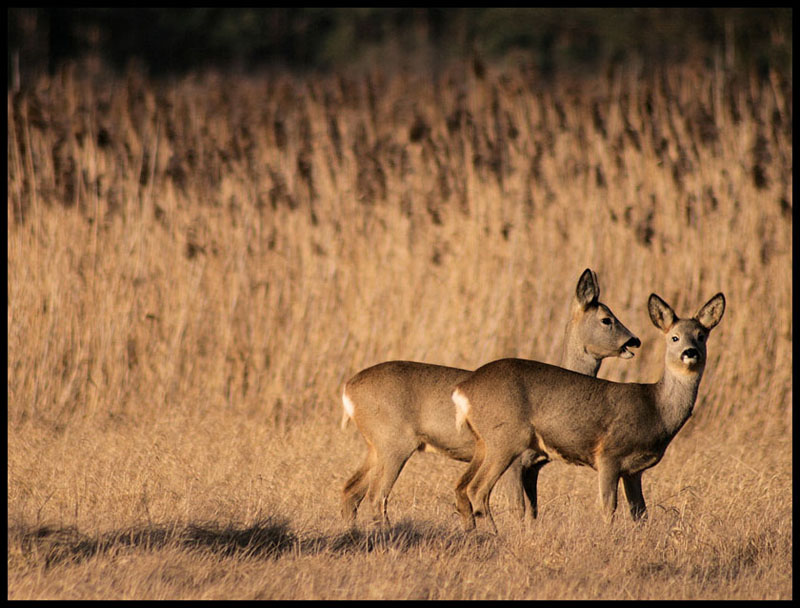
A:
452 387 471 431
341 389 355 430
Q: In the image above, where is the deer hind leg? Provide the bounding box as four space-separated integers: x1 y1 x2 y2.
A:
467 442 523 534
365 442 416 527
455 438 485 531
621 471 647 521
341 444 377 525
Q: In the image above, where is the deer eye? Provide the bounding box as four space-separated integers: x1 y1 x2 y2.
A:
671 336 679 342
601 318 612 326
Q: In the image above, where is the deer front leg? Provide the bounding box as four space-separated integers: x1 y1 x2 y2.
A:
520 457 548 524
597 460 621 522
621 471 647 521
503 457 527 521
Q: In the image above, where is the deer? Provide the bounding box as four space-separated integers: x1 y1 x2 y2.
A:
452 292 725 533
340 268 641 527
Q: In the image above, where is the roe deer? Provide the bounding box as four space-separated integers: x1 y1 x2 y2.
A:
340 268 641 526
452 292 725 533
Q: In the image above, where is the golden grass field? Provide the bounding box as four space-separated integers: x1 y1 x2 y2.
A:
7 58 792 599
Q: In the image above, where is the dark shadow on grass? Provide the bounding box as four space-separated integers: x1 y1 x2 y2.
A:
322 519 431 554
11 516 298 568
180 519 298 559
303 518 499 557
10 516 495 568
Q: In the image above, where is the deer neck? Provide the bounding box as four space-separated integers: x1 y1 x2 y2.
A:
655 364 704 438
562 325 602 377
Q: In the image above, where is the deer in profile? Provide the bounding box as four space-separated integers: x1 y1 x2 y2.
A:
452 292 725 533
340 269 641 527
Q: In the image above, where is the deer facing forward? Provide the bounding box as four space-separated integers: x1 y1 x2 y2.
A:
453 292 725 532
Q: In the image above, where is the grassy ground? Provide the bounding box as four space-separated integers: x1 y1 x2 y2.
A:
7 58 792 599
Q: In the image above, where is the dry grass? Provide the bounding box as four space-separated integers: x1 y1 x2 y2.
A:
7 58 792 599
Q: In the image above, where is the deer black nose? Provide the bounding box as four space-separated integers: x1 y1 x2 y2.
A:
626 337 641 349
682 348 699 360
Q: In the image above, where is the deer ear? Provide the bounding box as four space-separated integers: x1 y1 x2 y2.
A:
576 268 600 309
695 293 725 330
648 293 676 332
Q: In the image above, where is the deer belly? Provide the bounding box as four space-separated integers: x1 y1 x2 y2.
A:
623 451 663 473
418 433 475 462
531 431 592 467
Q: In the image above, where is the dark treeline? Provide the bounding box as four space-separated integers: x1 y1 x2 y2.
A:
8 7 791 85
